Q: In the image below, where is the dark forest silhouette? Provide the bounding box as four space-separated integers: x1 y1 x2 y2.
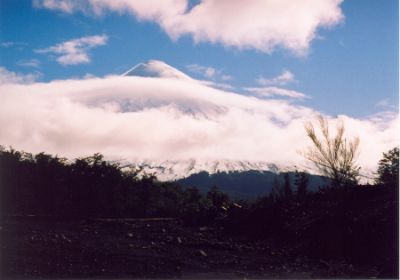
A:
0 145 398 277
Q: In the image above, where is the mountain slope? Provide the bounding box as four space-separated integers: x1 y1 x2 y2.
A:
121 159 326 199
127 159 287 181
176 170 328 199
122 60 193 80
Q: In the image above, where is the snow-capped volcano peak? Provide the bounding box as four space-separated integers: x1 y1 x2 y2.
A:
123 159 290 181
122 60 192 80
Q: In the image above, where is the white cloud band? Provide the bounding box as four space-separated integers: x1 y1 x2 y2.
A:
0 71 397 178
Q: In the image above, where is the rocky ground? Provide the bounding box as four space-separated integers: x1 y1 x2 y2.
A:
0 217 380 279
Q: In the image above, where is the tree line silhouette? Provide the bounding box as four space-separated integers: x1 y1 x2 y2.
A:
0 145 398 276
0 145 322 220
0 147 225 220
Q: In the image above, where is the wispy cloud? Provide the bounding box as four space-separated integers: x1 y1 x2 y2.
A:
185 63 234 90
245 86 308 100
32 0 80 13
186 64 233 81
33 0 344 55
35 35 108 65
247 70 302 99
0 41 15 48
1 41 28 50
0 67 41 85
186 64 217 79
257 70 296 86
16 59 41 68
375 99 397 111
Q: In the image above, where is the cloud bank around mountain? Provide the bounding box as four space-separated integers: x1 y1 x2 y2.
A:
33 0 344 54
0 65 397 178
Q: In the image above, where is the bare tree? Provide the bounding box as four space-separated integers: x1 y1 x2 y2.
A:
303 116 360 187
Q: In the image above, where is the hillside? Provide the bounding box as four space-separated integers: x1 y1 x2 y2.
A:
176 170 328 198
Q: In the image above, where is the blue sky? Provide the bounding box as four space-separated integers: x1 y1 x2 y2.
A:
0 0 398 118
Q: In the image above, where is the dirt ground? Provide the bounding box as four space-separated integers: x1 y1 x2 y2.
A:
0 217 380 279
